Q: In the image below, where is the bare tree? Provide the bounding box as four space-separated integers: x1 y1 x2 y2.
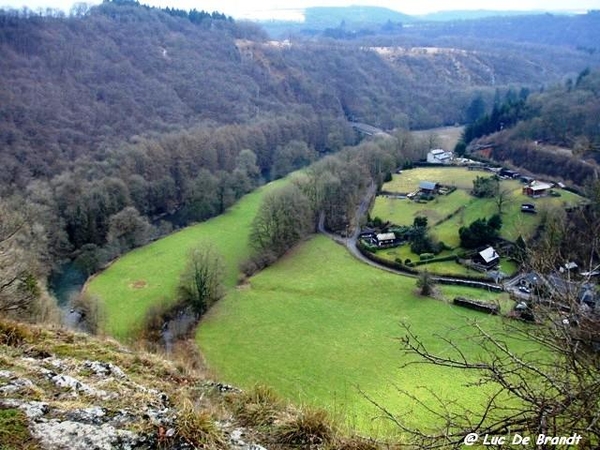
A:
178 244 225 316
386 306 599 448
366 191 600 448
495 188 514 215
0 200 43 316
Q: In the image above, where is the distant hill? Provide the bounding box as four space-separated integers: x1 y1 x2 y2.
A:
3 1 597 186
404 11 600 50
260 5 412 38
303 5 413 28
262 7 600 53
418 9 556 21
465 69 600 186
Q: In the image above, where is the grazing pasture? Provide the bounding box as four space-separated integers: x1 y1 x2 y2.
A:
197 235 526 435
85 180 285 340
372 168 584 247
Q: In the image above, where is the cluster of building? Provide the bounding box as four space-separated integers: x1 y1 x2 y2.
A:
359 230 399 248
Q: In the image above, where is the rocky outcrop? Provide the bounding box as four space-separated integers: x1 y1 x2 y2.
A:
0 321 268 450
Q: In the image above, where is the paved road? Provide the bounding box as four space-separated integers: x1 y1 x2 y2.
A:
318 181 418 277
318 181 504 290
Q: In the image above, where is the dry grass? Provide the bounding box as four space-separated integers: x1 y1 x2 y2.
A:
327 436 383 450
176 399 227 449
275 406 336 447
233 384 284 427
0 319 401 449
0 319 32 347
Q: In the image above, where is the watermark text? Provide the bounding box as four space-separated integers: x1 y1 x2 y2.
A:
463 432 583 446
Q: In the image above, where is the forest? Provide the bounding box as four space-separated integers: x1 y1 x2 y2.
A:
0 0 599 320
460 69 600 184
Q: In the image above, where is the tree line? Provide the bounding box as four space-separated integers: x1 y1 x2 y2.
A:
457 69 600 186
0 113 355 320
243 130 428 274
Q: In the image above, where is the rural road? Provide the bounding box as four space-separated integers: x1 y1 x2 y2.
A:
317 181 417 277
318 180 505 290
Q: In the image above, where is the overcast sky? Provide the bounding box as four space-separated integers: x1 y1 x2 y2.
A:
1 0 597 20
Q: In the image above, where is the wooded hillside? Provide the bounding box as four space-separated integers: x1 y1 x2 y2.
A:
1 0 599 318
2 1 598 188
465 69 600 185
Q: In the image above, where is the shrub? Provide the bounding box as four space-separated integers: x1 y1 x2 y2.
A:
276 407 335 446
233 385 283 427
453 297 500 315
0 320 31 347
177 400 226 448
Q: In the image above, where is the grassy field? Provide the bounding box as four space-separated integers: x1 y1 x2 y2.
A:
85 179 285 341
411 126 464 151
197 235 529 435
371 168 585 270
381 167 477 194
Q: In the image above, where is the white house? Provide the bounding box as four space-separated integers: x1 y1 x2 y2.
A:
427 149 453 164
476 246 500 268
375 232 396 247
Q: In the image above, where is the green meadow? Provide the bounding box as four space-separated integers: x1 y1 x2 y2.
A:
86 180 285 341
197 235 528 435
371 167 584 271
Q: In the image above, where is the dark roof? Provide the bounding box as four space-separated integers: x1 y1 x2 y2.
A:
419 181 437 191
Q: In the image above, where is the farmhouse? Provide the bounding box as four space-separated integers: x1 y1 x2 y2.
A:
427 149 453 164
418 180 438 194
523 181 553 197
474 246 500 269
375 232 396 247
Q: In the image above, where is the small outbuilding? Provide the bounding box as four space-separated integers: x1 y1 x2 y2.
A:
475 246 500 269
418 181 438 193
523 181 552 197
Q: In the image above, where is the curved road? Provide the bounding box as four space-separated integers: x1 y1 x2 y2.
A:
318 181 504 290
317 181 410 276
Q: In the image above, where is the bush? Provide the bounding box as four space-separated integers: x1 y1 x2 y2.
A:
177 400 226 448
453 297 500 315
412 254 458 266
233 385 283 427
276 407 335 446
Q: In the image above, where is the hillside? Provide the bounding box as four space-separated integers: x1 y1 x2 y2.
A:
464 69 600 185
0 318 385 449
263 7 600 53
1 1 599 187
